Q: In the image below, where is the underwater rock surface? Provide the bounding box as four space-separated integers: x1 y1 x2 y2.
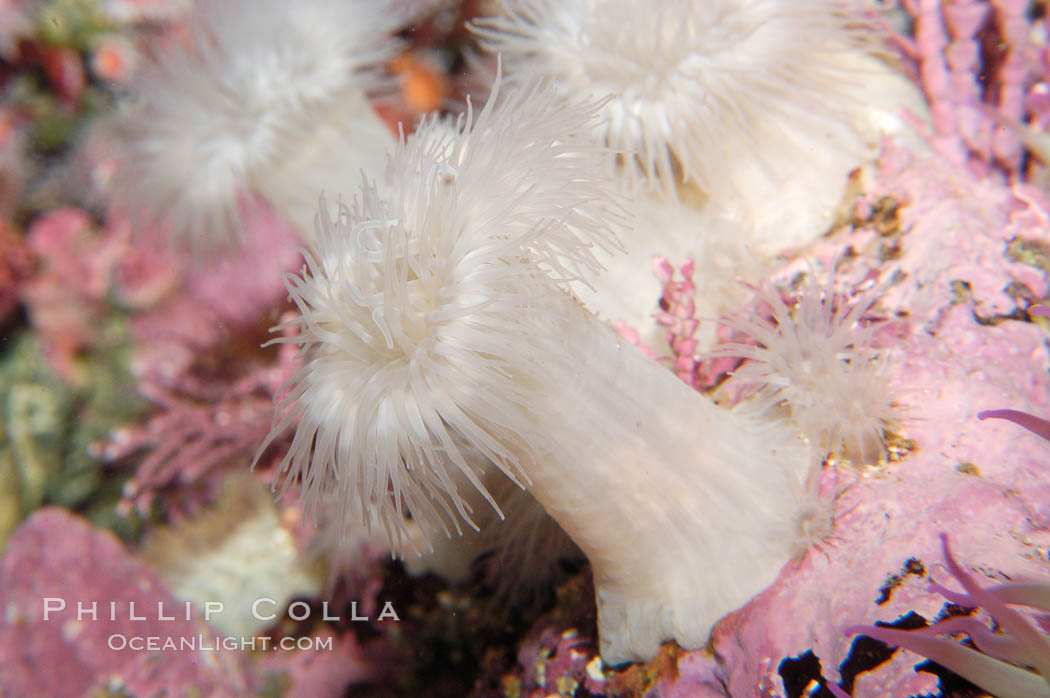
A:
0 507 254 696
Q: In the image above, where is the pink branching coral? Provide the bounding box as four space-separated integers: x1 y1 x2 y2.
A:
653 256 703 388
895 0 1042 176
839 533 1050 698
648 255 745 392
96 200 303 515
97 338 298 516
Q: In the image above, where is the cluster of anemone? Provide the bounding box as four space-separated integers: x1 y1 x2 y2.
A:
255 76 836 664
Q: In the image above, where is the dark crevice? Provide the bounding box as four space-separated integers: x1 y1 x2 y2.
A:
876 557 927 606
778 650 837 698
837 612 928 694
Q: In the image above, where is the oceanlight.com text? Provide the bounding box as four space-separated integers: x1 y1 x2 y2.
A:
107 634 334 652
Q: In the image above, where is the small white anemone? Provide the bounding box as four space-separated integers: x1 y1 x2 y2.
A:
713 273 897 465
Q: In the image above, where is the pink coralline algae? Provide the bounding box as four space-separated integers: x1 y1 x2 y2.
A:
17 199 300 389
0 507 383 697
126 195 303 374
16 197 303 516
639 141 1050 696
839 533 1050 698
100 341 298 516
19 207 125 382
653 256 705 389
894 0 1040 176
632 255 745 392
978 305 1050 440
0 507 254 697
100 198 303 515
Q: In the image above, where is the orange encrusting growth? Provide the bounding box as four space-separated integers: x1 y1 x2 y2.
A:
391 51 447 114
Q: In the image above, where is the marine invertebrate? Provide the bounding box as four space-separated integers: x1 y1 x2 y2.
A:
473 0 924 246
399 469 583 602
975 306 1050 440
711 273 895 465
259 77 624 545
473 0 926 341
980 408 1050 442
258 77 822 664
112 0 406 247
840 534 1050 698
476 0 850 196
